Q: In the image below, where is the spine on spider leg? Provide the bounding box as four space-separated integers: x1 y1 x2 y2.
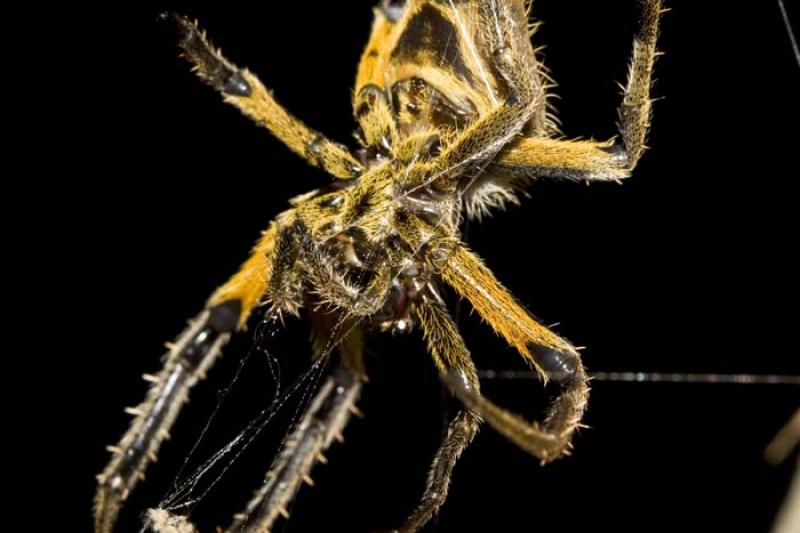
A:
94 300 240 533
226 368 363 533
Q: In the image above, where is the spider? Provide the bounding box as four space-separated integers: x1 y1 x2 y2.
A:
95 1 663 531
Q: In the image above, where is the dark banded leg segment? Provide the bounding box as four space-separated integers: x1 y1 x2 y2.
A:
226 368 363 533
94 300 241 533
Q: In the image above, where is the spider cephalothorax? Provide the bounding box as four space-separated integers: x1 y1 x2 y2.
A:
95 1 663 531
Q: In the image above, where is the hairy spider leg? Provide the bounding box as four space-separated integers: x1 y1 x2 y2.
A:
165 14 365 180
490 0 664 182
403 0 545 192
437 244 590 463
226 367 365 533
94 305 239 533
95 225 279 533
392 294 482 533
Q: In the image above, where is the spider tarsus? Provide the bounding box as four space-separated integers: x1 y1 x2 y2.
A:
164 12 253 97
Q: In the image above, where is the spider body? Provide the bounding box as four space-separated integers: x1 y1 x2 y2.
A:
95 2 663 531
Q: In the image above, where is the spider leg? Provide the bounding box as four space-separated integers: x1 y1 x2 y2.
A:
434 243 590 462
390 295 482 533
226 321 366 533
226 369 363 532
490 0 664 182
95 222 301 533
164 14 364 179
94 303 240 533
406 0 543 190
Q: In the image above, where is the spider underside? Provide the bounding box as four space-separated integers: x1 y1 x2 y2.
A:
95 1 663 531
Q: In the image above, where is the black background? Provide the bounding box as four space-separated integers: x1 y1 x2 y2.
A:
59 1 799 532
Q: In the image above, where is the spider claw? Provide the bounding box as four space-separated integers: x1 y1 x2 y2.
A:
303 474 316 486
316 452 328 464
278 506 290 519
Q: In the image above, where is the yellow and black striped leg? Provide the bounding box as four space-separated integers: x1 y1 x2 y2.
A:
491 0 664 182
94 301 242 533
391 297 482 533
164 14 364 179
435 244 590 462
95 226 281 533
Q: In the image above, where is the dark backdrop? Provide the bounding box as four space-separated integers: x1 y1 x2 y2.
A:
64 2 799 532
